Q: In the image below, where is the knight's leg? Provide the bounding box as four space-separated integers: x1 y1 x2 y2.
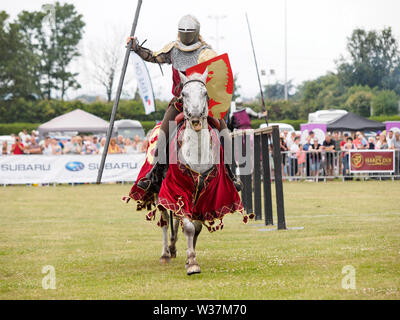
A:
169 217 179 258
137 104 181 192
219 119 242 191
183 218 201 275
160 210 171 264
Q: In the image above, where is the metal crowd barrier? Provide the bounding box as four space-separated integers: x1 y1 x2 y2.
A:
277 150 400 181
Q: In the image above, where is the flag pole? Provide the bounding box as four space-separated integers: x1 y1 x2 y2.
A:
97 0 143 184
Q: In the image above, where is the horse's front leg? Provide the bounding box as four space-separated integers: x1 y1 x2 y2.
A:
193 221 202 250
169 217 179 258
160 210 171 264
183 218 201 275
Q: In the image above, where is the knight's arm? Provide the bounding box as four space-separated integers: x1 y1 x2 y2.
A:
130 38 172 64
245 107 265 119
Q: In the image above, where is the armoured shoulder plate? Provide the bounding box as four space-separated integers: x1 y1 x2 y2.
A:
152 41 175 57
198 48 217 64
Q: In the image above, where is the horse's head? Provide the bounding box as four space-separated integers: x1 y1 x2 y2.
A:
179 69 209 132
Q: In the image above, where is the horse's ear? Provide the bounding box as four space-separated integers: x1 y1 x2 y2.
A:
179 71 188 85
201 68 208 83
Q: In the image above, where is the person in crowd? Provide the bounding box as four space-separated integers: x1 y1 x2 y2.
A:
376 134 389 150
64 136 82 154
132 134 143 153
286 131 296 150
387 130 394 149
108 137 122 154
353 134 362 149
308 130 315 142
82 136 98 154
333 131 344 175
392 132 400 150
289 136 300 177
302 136 312 178
2 141 9 155
117 135 125 150
280 136 288 177
24 135 31 146
342 136 354 176
310 138 322 180
25 136 42 154
93 136 100 151
322 133 335 177
296 143 306 177
19 129 29 144
124 138 136 154
99 137 107 154
282 130 289 145
31 130 39 144
368 137 376 150
51 139 62 155
41 136 53 155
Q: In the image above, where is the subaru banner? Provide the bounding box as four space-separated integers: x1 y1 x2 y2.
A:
0 154 146 184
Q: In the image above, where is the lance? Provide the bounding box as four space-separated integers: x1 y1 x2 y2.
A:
97 0 143 183
245 12 269 126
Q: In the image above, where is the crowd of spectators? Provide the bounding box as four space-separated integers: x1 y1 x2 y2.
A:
2 129 149 156
279 129 400 179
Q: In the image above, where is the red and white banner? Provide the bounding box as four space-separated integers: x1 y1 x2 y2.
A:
349 150 395 173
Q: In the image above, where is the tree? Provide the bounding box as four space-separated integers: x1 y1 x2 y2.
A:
337 27 400 94
89 30 125 102
0 11 40 100
346 91 373 117
17 2 85 99
232 73 241 100
263 80 295 100
372 90 399 116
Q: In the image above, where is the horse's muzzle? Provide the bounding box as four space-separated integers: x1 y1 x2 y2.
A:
190 117 202 131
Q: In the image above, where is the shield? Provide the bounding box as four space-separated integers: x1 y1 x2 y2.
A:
186 53 233 119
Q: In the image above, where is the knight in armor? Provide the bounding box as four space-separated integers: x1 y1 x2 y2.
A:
127 14 240 191
228 98 268 131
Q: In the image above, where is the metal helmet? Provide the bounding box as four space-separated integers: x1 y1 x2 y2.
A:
178 15 200 46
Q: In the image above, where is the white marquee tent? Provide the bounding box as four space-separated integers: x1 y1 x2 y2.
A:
38 109 109 136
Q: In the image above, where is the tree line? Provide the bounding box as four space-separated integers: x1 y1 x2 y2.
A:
249 27 400 120
0 2 85 101
1 2 399 124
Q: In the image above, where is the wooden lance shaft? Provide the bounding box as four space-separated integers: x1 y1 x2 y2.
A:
97 0 143 184
245 12 269 126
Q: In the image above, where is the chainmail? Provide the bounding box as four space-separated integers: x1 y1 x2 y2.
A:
170 45 209 71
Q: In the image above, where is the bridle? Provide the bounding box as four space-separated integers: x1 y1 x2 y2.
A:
179 79 209 119
182 79 206 89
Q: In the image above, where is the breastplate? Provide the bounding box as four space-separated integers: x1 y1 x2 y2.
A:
170 46 205 71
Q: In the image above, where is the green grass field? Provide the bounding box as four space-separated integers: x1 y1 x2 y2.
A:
0 181 399 300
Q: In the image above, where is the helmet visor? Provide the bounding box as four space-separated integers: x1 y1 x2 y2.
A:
179 30 198 45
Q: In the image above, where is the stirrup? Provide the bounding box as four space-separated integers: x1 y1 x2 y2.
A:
225 164 242 192
137 161 167 193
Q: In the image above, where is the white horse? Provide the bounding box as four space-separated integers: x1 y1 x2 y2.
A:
159 69 220 275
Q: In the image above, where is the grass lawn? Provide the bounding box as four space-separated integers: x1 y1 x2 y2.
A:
0 181 399 299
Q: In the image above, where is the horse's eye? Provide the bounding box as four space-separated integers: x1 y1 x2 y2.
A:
182 92 186 97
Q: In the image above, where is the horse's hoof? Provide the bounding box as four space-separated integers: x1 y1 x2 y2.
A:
160 255 171 265
169 246 177 258
187 264 201 275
